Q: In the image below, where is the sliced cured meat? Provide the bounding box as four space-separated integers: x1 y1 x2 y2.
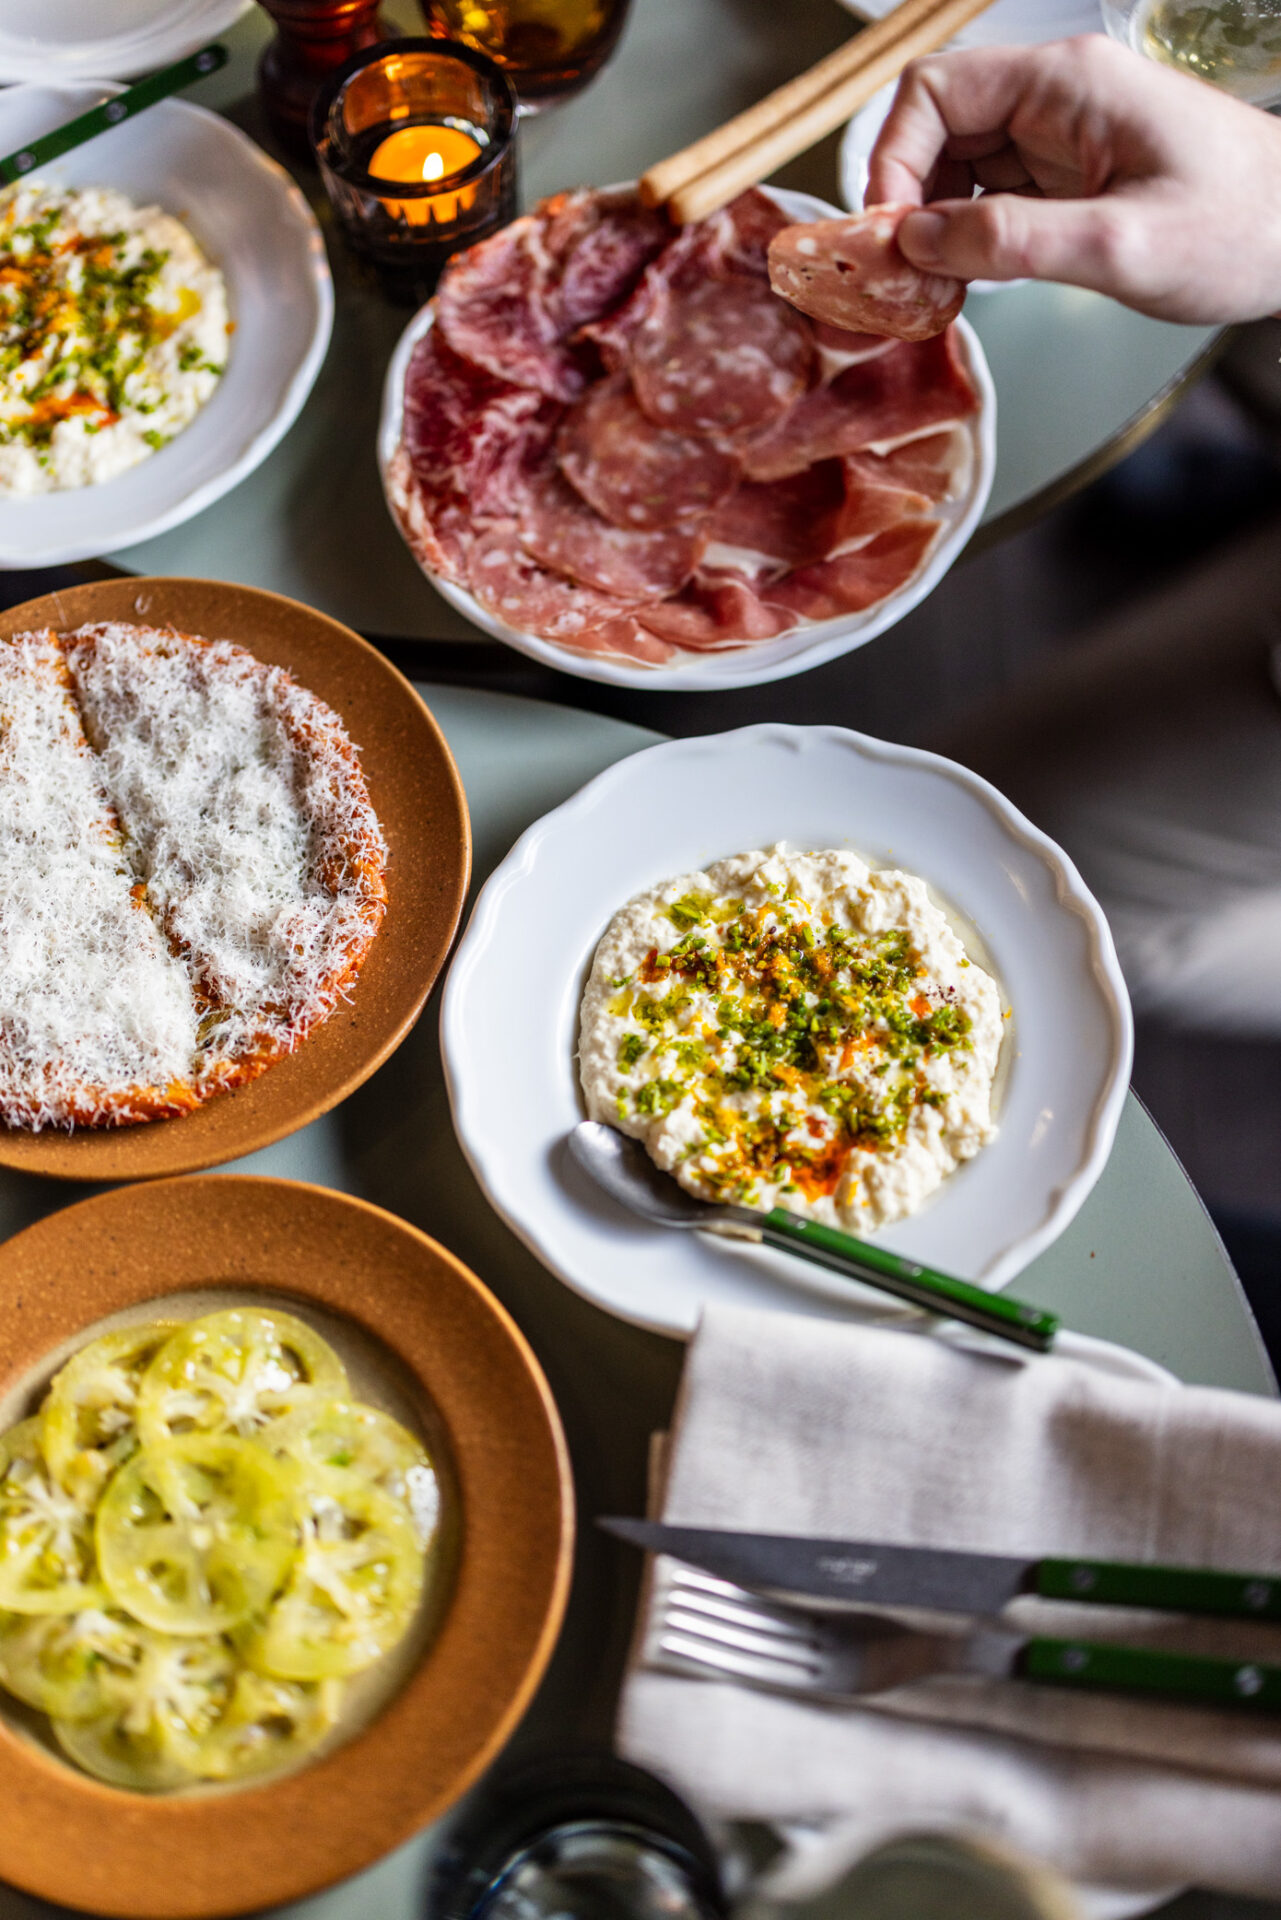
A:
519 464 703 599
402 327 559 519
567 617 680 666
739 330 978 481
630 276 814 436
557 373 739 530
637 579 798 651
435 213 587 402
844 427 972 506
703 462 848 573
384 446 473 588
768 520 941 621
812 321 898 382
831 470 932 545
469 522 643 641
714 188 794 279
768 206 965 343
544 188 672 333
575 217 713 371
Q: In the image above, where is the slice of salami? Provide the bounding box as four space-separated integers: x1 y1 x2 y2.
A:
767 519 941 620
557 373 740 530
519 464 703 599
470 522 646 640
703 462 848 574
403 327 561 518
768 206 965 343
739 330 978 481
435 213 587 402
637 579 798 651
630 275 814 435
545 188 672 333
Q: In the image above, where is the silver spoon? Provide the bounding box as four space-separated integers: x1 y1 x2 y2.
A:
568 1120 1059 1353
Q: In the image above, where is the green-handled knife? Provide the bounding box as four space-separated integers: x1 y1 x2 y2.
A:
570 1120 1060 1352
0 45 229 187
603 1517 1281 1624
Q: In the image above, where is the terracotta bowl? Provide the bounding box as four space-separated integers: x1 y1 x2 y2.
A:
0 1176 574 1918
0 576 471 1180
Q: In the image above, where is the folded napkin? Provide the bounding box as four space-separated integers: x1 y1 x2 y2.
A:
616 1308 1281 1902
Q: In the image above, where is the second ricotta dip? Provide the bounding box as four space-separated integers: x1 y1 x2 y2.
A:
0 181 229 496
579 846 1004 1231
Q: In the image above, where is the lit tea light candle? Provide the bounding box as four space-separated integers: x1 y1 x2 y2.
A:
370 123 482 224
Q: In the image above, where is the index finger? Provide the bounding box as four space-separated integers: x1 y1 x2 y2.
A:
866 44 1050 207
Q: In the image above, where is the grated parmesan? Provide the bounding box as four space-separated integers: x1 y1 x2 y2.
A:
0 623 387 1131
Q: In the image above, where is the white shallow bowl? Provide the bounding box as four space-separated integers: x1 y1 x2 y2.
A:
0 0 251 83
0 85 332 569
441 723 1133 1339
378 186 996 691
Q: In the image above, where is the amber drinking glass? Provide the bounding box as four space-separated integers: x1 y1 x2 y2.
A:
417 0 632 109
311 38 518 302
257 0 388 156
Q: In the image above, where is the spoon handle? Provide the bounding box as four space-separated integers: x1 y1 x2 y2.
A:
759 1210 1060 1352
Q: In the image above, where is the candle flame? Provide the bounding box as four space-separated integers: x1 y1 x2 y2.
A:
422 152 446 183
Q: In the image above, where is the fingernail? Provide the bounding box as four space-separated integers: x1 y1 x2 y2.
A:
900 210 946 268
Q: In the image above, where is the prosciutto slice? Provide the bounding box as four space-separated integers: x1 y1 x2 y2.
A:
637 579 798 651
768 520 941 620
768 206 965 344
703 462 849 575
518 464 703 599
739 330 978 481
558 373 739 530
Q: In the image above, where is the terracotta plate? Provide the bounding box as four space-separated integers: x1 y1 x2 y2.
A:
0 577 471 1180
0 1176 574 1918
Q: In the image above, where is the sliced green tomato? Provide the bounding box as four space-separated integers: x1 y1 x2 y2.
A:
0 1606 148 1720
42 1322 177 1508
0 1420 104 1614
243 1466 423 1680
270 1400 440 1547
136 1309 349 1451
51 1631 238 1791
197 1669 341 1782
97 1435 301 1635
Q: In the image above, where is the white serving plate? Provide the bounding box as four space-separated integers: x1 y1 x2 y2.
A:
0 84 332 569
0 0 251 84
440 723 1133 1339
840 0 1104 46
378 186 996 691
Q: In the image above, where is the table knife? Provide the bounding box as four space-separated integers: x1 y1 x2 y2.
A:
602 1517 1281 1622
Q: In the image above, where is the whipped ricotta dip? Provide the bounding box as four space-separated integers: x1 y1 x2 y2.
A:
579 846 1004 1231
0 181 230 497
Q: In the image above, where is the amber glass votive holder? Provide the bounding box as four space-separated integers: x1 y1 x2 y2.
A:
310 38 518 304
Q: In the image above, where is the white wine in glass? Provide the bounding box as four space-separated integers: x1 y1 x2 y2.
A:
1104 0 1281 104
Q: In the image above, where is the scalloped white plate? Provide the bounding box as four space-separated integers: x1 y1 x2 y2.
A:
839 0 1103 45
378 186 995 690
0 84 332 568
441 723 1133 1339
0 0 251 84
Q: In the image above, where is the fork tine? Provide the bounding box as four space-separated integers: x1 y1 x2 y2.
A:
657 1627 817 1689
661 1583 817 1644
665 1604 823 1671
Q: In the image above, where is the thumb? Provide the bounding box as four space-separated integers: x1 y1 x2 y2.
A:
898 193 1139 293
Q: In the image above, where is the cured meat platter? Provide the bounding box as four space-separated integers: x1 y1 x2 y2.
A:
378 185 995 690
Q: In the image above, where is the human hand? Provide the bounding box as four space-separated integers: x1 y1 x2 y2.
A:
866 35 1281 320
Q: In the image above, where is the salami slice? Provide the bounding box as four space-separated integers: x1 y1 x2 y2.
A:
435 213 587 402
403 327 560 518
558 373 739 530
519 464 703 599
739 331 978 481
637 579 798 651
768 520 941 621
470 522 644 640
703 462 848 574
630 276 814 436
768 206 965 343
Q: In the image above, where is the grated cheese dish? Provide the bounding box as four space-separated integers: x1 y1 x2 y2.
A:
0 182 229 497
0 622 387 1131
579 846 1003 1231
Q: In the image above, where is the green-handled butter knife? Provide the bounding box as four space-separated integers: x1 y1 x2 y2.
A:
570 1120 1059 1352
0 44 229 187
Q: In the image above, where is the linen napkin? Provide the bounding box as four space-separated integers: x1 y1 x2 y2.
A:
616 1307 1281 1901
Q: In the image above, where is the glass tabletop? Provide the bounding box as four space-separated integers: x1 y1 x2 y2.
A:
0 685 1268 1920
108 0 1223 642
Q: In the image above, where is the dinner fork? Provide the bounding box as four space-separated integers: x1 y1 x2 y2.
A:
646 1564 1281 1711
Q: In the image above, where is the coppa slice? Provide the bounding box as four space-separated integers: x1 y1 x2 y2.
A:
768 206 965 343
402 327 560 522
0 631 201 1129
62 623 387 1097
557 373 739 531
435 213 587 403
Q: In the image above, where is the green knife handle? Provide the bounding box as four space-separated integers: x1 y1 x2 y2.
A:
1036 1558 1281 1620
760 1209 1060 1353
1020 1638 1281 1710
